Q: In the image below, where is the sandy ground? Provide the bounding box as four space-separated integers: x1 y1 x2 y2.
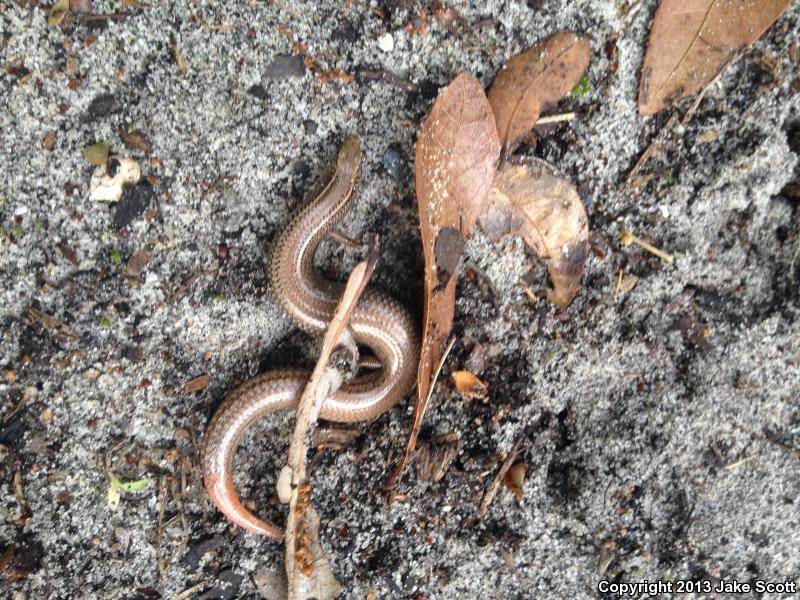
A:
1 1 799 599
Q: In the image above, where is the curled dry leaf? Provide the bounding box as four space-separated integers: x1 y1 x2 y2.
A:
451 370 488 399
478 158 588 306
488 31 589 157
638 0 791 115
409 72 500 464
502 462 525 500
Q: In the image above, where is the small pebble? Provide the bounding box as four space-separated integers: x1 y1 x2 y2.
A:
382 145 410 182
264 54 305 79
378 32 394 53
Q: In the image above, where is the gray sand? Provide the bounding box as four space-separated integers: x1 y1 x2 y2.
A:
1 1 798 598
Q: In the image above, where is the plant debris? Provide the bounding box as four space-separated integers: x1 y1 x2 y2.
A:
620 228 674 263
451 370 488 399
183 374 210 393
488 32 589 157
478 158 589 306
282 237 379 600
502 462 525 500
90 156 141 202
638 0 791 115
396 72 500 482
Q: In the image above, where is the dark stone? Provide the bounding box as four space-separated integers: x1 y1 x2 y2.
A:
291 159 311 180
263 54 305 79
121 345 144 362
86 93 119 120
198 569 244 600
303 119 318 133
123 589 160 600
183 535 224 570
0 412 27 448
331 20 359 43
248 84 268 101
416 79 440 100
382 145 409 183
113 183 156 231
535 136 567 164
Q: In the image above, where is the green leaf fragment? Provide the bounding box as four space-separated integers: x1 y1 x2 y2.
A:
570 75 591 97
99 316 112 328
48 0 69 26
83 143 110 166
110 248 122 264
109 472 151 493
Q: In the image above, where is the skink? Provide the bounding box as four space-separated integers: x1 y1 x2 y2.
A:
201 136 419 539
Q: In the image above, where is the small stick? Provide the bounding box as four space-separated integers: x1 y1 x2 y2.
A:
327 227 363 248
387 335 457 489
535 112 576 125
520 281 539 303
14 465 31 524
625 113 679 187
682 73 721 126
724 455 755 470
174 580 210 600
479 435 523 516
620 229 674 263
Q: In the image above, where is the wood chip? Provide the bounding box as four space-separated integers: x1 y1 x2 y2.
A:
183 374 209 393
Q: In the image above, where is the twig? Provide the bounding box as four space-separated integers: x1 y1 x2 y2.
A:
74 13 131 22
173 580 210 600
27 307 78 340
620 229 674 263
156 477 169 582
625 113 679 187
387 335 457 489
535 112 576 125
283 237 380 600
479 435 523 516
681 73 720 126
14 464 31 524
724 455 755 470
356 68 418 93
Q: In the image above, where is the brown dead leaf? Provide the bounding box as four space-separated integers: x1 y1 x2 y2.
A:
119 126 152 153
451 370 488 399
502 462 525 500
126 248 150 276
401 72 500 479
284 235 377 600
478 158 588 306
488 32 589 157
318 68 354 84
42 132 56 150
638 0 791 115
404 8 429 37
